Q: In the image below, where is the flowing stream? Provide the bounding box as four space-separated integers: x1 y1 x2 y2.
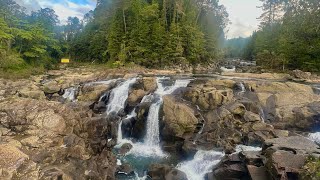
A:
144 78 191 146
309 132 320 144
105 76 267 179
176 150 225 180
62 87 78 101
113 77 192 178
106 78 137 114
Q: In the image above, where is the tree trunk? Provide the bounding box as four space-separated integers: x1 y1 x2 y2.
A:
195 9 202 25
122 9 127 33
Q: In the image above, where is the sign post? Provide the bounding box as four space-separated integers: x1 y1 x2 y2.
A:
61 58 70 63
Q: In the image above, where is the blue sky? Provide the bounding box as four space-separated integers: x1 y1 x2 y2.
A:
15 0 96 24
16 0 262 38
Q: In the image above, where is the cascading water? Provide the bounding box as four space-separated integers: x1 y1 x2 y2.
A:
177 150 225 180
117 110 137 144
234 144 262 153
122 78 191 157
144 78 191 147
144 101 162 146
239 82 245 93
117 121 123 144
62 87 78 101
115 77 192 178
309 132 320 144
106 78 137 114
258 105 266 122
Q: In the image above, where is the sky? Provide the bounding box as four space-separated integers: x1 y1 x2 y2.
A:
16 0 262 38
220 0 263 38
15 0 97 24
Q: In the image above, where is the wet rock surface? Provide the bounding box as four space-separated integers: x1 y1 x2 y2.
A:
0 67 320 180
148 164 188 180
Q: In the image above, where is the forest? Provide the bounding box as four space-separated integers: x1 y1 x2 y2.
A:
0 0 228 72
0 0 319 73
225 0 320 72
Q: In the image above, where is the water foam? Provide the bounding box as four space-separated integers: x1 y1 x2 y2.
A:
106 78 137 114
309 132 320 144
177 150 225 180
117 77 191 158
62 87 78 101
220 66 236 72
234 145 262 153
144 78 191 147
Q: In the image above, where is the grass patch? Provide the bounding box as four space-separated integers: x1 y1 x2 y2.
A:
0 65 45 79
300 156 320 180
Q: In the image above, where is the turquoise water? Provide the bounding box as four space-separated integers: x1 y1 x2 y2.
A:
114 144 179 179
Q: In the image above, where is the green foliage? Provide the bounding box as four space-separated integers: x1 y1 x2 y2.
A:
72 0 229 67
224 37 251 59
0 51 26 71
300 156 320 180
243 0 320 72
0 0 63 75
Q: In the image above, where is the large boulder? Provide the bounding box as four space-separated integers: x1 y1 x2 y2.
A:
184 80 234 110
263 136 320 179
127 89 146 107
196 101 276 151
292 69 312 79
209 153 248 180
132 102 151 139
148 164 187 180
0 98 78 136
42 80 61 94
0 144 29 180
244 81 320 130
142 77 157 93
78 81 115 102
18 84 46 100
162 95 198 138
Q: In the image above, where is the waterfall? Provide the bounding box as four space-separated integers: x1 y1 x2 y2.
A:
309 132 320 144
144 78 191 146
144 101 162 146
117 121 123 144
117 77 191 158
239 82 245 93
177 145 261 180
234 144 262 153
220 66 236 72
62 87 77 101
117 110 137 144
106 78 137 114
258 105 266 122
177 150 225 180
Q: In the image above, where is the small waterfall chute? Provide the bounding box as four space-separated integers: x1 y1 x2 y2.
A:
62 87 78 101
234 145 262 153
239 82 245 93
177 150 225 180
144 78 191 146
220 66 236 72
309 132 320 144
117 110 137 144
117 77 191 158
106 78 137 114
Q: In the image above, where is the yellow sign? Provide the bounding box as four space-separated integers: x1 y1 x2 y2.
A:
61 58 70 63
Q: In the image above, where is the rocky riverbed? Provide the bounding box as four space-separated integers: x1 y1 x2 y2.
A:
0 67 319 180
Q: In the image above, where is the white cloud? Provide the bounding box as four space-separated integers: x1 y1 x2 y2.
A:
219 0 262 38
15 0 96 24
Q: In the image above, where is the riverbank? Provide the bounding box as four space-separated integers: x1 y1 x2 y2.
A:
0 66 319 180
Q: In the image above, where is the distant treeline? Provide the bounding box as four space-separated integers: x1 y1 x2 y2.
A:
71 0 229 67
0 0 229 72
225 0 320 72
